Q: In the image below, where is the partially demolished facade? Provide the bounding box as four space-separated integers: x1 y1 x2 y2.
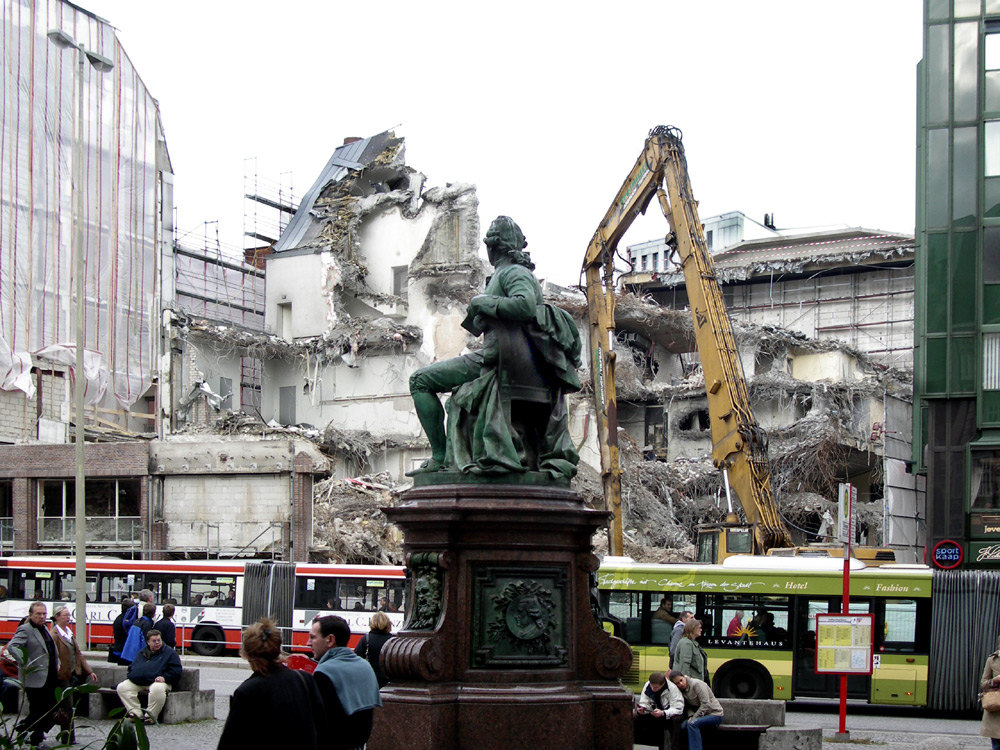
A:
0 55 926 566
615 227 922 562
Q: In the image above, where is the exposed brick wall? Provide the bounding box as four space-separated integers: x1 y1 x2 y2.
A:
12 478 34 553
0 371 70 443
0 443 149 479
0 443 149 554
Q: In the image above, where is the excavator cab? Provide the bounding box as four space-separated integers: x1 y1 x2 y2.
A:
696 523 754 563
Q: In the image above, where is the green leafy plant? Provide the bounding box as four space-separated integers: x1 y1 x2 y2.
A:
0 649 149 750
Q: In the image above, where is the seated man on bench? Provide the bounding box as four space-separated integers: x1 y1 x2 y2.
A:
116 629 182 724
634 671 685 748
670 670 724 750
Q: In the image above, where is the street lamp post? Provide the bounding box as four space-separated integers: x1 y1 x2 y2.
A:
47 28 113 647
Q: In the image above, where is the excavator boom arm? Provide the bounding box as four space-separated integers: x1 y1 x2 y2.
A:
583 126 791 557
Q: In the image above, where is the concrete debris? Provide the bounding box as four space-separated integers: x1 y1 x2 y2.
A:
180 311 422 368
312 471 403 565
713 245 912 284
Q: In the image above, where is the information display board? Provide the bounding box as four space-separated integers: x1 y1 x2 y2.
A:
814 613 873 675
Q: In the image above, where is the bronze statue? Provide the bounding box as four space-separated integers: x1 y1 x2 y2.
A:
408 216 582 481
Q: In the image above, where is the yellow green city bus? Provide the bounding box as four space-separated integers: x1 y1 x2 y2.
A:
598 555 935 706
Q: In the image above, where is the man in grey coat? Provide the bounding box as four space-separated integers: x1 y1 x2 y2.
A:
9 601 59 746
668 611 694 668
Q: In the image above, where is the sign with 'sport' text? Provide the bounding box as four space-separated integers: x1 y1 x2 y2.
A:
814 613 874 675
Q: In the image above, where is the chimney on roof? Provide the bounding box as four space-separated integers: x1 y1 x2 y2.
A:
764 213 776 230
343 137 362 145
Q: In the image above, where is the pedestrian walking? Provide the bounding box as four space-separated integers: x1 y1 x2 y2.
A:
49 604 99 743
218 617 326 750
353 611 393 688
981 635 1000 750
672 618 708 682
9 601 59 747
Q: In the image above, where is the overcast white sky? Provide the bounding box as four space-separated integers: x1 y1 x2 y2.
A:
81 1 923 287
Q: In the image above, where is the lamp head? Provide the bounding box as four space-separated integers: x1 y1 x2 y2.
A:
46 29 76 50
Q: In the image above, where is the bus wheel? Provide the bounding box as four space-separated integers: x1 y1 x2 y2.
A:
191 626 225 657
713 661 772 700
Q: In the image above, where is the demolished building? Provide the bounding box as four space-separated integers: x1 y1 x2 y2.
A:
613 226 922 562
155 143 926 564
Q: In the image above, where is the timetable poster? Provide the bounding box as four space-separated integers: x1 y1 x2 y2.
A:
814 613 874 675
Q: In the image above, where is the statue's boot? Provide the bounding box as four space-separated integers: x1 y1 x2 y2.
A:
405 457 445 477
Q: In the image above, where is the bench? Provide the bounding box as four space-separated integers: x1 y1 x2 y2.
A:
79 664 215 724
645 698 820 750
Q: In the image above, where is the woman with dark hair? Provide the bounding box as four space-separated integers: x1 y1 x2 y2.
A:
217 617 326 750
109 600 131 664
354 611 394 687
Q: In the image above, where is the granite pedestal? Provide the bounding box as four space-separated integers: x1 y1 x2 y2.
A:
367 482 634 750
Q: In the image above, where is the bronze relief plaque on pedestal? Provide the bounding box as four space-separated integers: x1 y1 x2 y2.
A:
471 565 568 668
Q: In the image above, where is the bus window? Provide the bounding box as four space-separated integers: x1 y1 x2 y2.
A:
142 576 185 605
14 570 57 602
59 572 98 602
882 598 918 653
380 580 406 613
337 580 385 613
98 574 134 603
190 576 236 606
604 591 641 642
705 594 789 644
296 576 340 610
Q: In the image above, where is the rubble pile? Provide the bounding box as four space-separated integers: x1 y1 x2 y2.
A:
312 472 403 565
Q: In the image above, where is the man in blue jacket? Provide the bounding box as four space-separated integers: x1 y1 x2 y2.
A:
116 629 182 724
309 615 381 750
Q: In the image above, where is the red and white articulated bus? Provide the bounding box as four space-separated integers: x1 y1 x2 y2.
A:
0 557 406 655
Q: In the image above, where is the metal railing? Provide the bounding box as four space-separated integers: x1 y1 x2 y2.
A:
38 516 141 545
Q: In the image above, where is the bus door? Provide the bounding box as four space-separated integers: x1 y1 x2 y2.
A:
795 598 872 699
793 597 833 697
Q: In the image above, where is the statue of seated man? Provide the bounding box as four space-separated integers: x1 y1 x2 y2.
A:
408 216 582 480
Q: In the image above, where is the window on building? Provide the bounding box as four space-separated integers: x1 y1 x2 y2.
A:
279 386 296 425
278 302 293 342
926 129 950 228
971 449 1000 508
650 253 658 272
241 357 262 413
393 266 409 300
641 255 648 271
987 122 1000 177
0 482 11 545
953 127 978 225
37 479 140 545
706 229 713 251
986 26 1000 111
954 22 978 121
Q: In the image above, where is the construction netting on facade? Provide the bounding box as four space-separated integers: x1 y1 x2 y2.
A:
0 0 163 407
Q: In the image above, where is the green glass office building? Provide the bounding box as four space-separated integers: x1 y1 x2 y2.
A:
916 0 1000 567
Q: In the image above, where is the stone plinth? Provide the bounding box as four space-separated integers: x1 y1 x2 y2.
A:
367 484 634 750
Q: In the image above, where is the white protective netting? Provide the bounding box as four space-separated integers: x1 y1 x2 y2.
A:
1 0 160 407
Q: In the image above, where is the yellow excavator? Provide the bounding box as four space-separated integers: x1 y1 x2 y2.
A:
583 126 893 565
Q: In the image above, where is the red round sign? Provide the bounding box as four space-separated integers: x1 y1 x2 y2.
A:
931 539 964 569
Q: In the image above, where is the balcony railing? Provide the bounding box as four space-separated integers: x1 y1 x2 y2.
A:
39 516 140 545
